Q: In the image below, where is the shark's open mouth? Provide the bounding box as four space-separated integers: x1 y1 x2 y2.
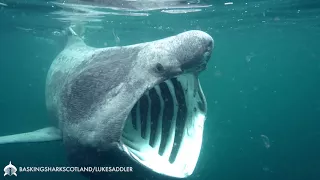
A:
120 73 206 178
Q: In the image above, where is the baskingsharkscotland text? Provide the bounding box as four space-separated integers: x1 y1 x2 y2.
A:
19 166 133 173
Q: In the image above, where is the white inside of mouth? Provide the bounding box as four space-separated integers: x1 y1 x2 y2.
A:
120 74 206 178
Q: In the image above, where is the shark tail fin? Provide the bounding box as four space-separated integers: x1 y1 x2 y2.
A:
0 127 61 145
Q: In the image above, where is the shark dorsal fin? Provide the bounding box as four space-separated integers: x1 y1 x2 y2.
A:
66 23 86 47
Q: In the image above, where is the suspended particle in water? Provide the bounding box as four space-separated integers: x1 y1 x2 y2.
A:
52 31 61 36
214 70 222 77
262 166 273 173
224 2 233 5
246 52 255 62
261 134 270 149
42 67 47 73
262 166 269 172
0 2 8 6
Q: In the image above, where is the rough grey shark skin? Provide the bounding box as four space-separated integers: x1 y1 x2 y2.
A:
47 30 213 179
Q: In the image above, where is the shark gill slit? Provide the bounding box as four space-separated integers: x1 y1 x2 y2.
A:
158 81 174 156
169 78 187 163
139 94 149 139
148 88 161 148
131 103 138 130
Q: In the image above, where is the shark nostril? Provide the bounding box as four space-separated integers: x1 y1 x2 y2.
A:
204 51 210 56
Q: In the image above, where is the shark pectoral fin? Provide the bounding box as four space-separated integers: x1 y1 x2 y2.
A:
0 127 62 145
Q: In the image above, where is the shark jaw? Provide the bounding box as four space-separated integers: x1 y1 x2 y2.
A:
120 73 206 178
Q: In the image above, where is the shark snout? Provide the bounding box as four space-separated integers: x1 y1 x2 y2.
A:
174 30 214 73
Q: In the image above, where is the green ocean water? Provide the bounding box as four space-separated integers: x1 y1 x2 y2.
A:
0 0 320 180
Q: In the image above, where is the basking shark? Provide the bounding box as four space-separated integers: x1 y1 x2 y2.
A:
0 26 213 179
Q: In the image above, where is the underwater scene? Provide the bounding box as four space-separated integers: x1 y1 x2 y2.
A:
0 0 319 180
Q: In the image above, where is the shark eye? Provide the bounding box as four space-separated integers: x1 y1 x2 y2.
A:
155 63 165 73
